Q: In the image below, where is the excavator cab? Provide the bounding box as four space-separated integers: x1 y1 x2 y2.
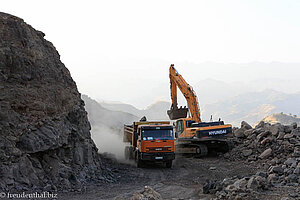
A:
167 105 188 120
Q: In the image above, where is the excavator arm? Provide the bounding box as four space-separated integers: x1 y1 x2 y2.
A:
168 64 202 122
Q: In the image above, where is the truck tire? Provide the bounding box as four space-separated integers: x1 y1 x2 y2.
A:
137 159 143 168
166 160 172 168
135 151 144 168
129 146 134 159
124 146 130 160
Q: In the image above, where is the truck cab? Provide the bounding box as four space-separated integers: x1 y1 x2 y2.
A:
124 121 175 168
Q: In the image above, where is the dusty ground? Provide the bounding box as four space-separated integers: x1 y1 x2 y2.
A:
59 155 263 200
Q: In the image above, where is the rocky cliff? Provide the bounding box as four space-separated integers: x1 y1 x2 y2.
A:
0 12 107 192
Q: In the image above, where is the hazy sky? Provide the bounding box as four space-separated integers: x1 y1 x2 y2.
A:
2 0 300 108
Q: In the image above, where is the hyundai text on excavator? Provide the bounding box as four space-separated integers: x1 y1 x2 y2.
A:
167 64 232 156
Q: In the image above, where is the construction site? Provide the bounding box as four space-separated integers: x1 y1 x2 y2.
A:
1 1 300 200
59 66 300 200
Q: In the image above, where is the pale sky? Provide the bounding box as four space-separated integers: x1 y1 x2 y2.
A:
2 0 300 108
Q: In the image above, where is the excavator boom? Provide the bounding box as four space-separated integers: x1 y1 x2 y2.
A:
167 64 201 122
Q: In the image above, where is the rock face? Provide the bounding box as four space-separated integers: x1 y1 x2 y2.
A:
0 12 106 192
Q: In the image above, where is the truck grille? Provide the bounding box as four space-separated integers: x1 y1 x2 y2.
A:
146 147 171 152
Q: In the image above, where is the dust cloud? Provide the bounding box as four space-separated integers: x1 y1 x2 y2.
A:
90 125 128 160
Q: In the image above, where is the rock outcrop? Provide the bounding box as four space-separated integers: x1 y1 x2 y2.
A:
0 12 107 192
259 112 300 126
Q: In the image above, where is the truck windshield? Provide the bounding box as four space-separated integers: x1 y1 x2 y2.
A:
142 129 173 140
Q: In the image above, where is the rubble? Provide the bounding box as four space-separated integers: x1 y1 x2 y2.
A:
131 186 162 200
115 186 162 200
203 174 265 199
204 120 300 199
259 148 272 159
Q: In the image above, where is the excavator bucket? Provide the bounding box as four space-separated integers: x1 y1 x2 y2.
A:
167 106 188 120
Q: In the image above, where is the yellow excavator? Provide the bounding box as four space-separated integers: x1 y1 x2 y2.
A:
168 64 232 156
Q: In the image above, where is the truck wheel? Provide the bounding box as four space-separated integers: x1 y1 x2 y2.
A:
124 146 130 160
137 159 143 168
129 147 134 159
135 151 143 168
166 160 172 168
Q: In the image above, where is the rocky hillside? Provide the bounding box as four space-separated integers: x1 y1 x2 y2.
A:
144 101 170 120
0 12 109 192
259 113 300 126
82 95 139 158
82 95 138 133
101 100 170 121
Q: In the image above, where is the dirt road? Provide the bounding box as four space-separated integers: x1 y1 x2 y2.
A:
60 155 259 200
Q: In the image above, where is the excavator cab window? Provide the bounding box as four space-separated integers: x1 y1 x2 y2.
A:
176 120 184 136
185 120 195 128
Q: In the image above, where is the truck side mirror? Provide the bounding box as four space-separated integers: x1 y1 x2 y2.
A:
175 132 178 138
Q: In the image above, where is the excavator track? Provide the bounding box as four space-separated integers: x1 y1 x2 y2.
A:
175 139 231 157
175 142 208 157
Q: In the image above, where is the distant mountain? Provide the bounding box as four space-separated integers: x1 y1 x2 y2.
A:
259 113 300 126
101 102 144 117
248 78 300 94
99 89 300 127
101 100 171 121
90 86 300 129
82 95 139 133
202 90 300 127
144 101 170 120
193 79 255 105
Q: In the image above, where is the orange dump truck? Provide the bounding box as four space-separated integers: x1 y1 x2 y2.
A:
123 121 175 168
